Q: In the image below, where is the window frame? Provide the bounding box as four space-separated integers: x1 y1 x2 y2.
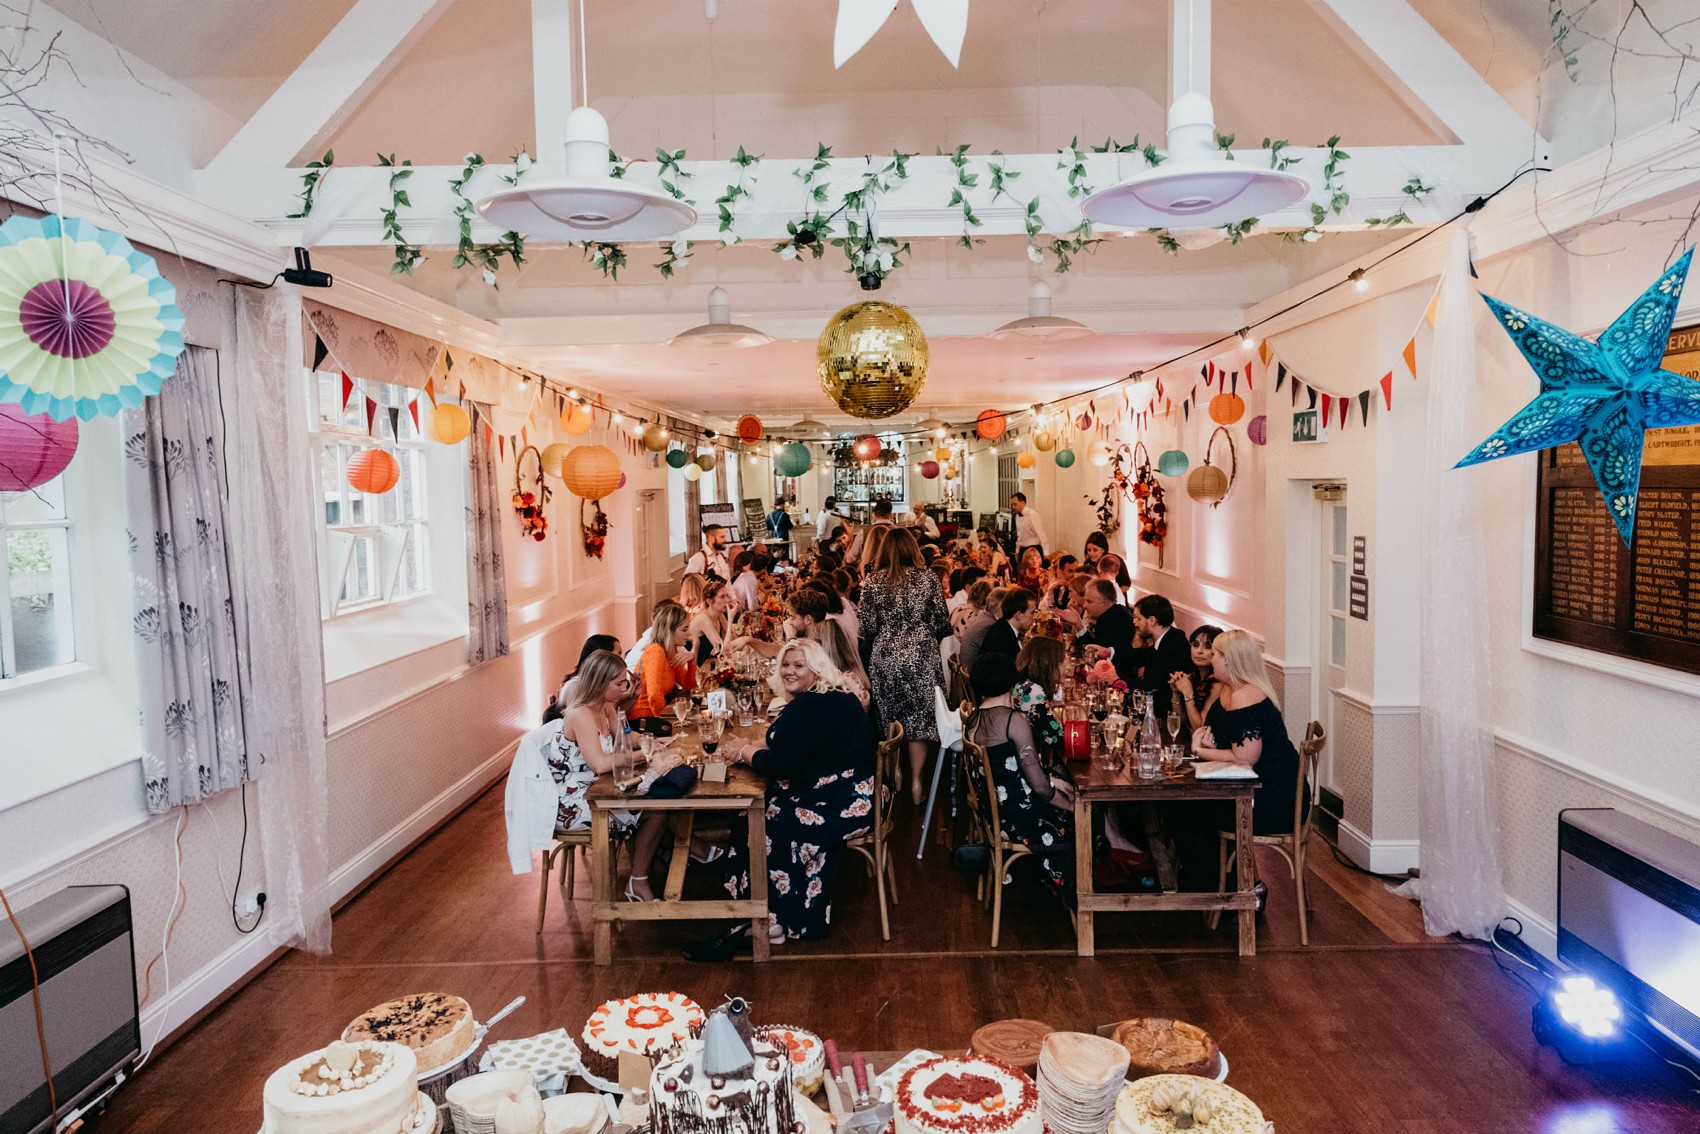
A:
0 475 79 684
305 368 432 621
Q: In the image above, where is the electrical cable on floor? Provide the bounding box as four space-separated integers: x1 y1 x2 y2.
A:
133 807 188 1074
0 882 56 1128
1316 830 1410 882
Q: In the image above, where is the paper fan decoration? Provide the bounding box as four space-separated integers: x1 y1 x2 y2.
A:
0 215 185 421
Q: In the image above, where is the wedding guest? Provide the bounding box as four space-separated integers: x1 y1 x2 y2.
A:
1081 579 1138 687
948 566 987 615
967 654 1076 901
630 603 694 719
859 527 953 800
856 511 895 571
547 633 622 721
909 501 941 542
1042 554 1079 609
829 569 861 643
816 495 849 543
1094 552 1130 604
1014 545 1048 593
952 577 993 635
982 586 1037 663
815 618 872 709
685 523 732 580
766 500 793 542
1082 530 1109 573
1170 624 1226 733
977 528 1011 579
729 550 762 611
957 585 1007 673
1130 594 1191 716
688 638 877 956
1015 635 1069 758
1010 492 1049 562
688 580 739 664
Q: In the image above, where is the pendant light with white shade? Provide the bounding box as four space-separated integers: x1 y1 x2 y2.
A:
668 287 773 348
477 0 697 240
1081 0 1309 229
989 281 1093 340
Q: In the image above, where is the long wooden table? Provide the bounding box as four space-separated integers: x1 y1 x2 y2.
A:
1070 759 1259 957
585 722 772 965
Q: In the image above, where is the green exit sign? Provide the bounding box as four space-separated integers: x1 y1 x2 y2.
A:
1292 409 1327 443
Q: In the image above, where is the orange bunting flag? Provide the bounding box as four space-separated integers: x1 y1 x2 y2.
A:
1258 340 1272 366
1244 362 1254 390
1424 289 1439 326
521 426 529 449
1380 372 1394 410
1403 337 1418 378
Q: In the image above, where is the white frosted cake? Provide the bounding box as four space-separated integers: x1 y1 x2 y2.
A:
1113 1076 1266 1134
650 999 797 1134
582 991 704 1084
756 1025 825 1094
895 1056 1041 1134
261 1040 433 1134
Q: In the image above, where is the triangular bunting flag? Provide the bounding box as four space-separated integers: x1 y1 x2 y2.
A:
1338 397 1349 429
521 426 529 449
1199 364 1208 382
1230 372 1239 396
365 396 378 435
1244 362 1254 390
485 423 493 446
1402 337 1418 378
1205 362 1215 388
458 381 467 402
387 405 401 439
1320 393 1332 422
1155 378 1164 399
1258 340 1272 366
1183 400 1190 421
312 335 329 370
409 399 420 429
1358 390 1372 426
424 383 437 407
341 372 353 410
444 350 455 371
1276 363 1287 392
1424 290 1439 326
1380 372 1394 410
498 434 506 460
1307 387 1318 410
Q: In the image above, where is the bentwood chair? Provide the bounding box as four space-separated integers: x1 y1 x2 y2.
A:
848 721 904 939
1211 721 1327 944
536 827 593 933
960 735 1034 949
948 656 974 712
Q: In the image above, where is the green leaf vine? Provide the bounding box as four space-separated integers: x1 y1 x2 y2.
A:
942 144 983 248
1150 228 1181 255
796 143 834 203
1261 138 1300 172
447 153 526 286
581 242 627 279
654 238 693 278
1310 135 1351 225
1221 216 1258 244
1215 132 1236 160
1057 138 1094 199
1364 176 1433 229
715 145 762 245
987 151 1021 204
377 153 423 274
288 149 334 219
1549 2 1580 81
1048 221 1101 273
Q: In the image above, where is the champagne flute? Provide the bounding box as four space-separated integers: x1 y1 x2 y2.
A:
1165 705 1182 743
673 697 692 726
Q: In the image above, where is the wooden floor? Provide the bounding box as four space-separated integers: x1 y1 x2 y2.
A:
93 783 1699 1134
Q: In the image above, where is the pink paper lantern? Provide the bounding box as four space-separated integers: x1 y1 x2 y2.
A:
1248 415 1268 445
920 459 940 479
0 404 78 491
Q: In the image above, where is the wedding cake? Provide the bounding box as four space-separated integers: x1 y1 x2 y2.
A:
1113 1077 1267 1134
581 991 705 1084
894 1056 1042 1134
649 998 798 1134
343 992 476 1072
261 1040 433 1134
1109 1020 1221 1081
755 1025 825 1094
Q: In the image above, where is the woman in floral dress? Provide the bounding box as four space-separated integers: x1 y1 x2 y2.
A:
858 528 952 800
718 638 877 943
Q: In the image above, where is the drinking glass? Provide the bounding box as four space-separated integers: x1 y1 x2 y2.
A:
1161 744 1186 775
672 698 692 727
1136 744 1161 780
1104 713 1128 754
1165 706 1182 743
735 688 756 728
1097 738 1124 773
637 733 655 766
698 714 725 757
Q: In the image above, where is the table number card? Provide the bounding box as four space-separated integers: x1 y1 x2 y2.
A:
706 689 729 716
701 761 728 783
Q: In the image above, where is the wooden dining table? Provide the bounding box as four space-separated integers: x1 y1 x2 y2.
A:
1069 757 1260 957
584 716 773 965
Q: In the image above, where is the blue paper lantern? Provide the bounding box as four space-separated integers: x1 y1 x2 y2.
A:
1054 448 1076 468
776 442 812 477
1158 449 1189 477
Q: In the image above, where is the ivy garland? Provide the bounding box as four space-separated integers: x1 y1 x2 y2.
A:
288 149 334 219
715 145 762 245
377 153 423 275
448 153 527 285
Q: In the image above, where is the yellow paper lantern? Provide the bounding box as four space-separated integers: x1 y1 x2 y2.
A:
934 446 951 462
641 423 670 452
540 442 572 477
1034 431 1056 452
560 444 622 500
347 449 400 494
682 461 703 482
561 403 594 435
1017 450 1037 469
817 301 929 419
428 402 471 445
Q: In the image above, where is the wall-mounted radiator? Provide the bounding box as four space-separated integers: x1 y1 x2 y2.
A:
1559 808 1700 1061
1 886 140 1134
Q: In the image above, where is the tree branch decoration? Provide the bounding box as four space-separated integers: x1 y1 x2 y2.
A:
581 497 610 559
513 444 551 541
1129 441 1168 564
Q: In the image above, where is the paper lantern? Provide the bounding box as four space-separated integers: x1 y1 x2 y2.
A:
347 448 400 494
1076 410 1093 430
540 442 572 477
561 403 594 435
736 414 765 443
853 434 881 461
0 404 78 490
934 446 951 462
817 300 929 419
1186 427 1237 507
1157 449 1190 477
1034 430 1055 452
776 442 812 477
429 402 471 444
665 446 689 468
1054 447 1076 468
1017 450 1037 469
920 459 940 479
1088 440 1114 467
943 462 957 479
695 451 717 472
561 444 622 499
976 409 1006 440
1248 415 1268 445
642 423 670 452
1209 392 1246 425
682 461 703 481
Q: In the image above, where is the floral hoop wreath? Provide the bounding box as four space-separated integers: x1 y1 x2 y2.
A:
581 497 609 558
513 444 551 540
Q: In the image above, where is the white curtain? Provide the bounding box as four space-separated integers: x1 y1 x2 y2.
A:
1396 223 1506 939
224 287 333 954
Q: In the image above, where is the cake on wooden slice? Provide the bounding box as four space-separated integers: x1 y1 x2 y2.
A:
343 992 476 1073
1110 1019 1220 1081
969 1019 1055 1076
1113 1076 1266 1134
261 1039 433 1134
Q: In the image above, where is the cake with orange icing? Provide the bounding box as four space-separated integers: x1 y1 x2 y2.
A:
756 1025 825 1093
580 992 705 1084
894 1056 1041 1134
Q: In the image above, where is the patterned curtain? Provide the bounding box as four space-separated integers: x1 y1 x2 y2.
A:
466 413 510 663
124 346 248 812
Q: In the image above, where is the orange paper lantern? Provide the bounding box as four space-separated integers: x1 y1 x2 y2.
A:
347 449 400 494
561 403 594 435
1209 392 1246 425
428 402 471 444
976 409 1007 440
561 444 623 500
737 414 765 443
1016 450 1037 469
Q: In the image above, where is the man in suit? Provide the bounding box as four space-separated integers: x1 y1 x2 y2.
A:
1081 579 1139 688
1130 594 1190 716
981 587 1035 663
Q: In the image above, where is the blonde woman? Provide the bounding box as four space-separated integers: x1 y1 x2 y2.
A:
814 618 872 710
688 638 877 956
630 602 694 719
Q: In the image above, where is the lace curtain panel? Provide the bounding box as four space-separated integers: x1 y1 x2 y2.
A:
225 287 333 953
465 413 510 664
124 345 249 812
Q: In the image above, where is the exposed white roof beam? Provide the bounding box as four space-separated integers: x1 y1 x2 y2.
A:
531 0 577 172
200 0 458 190
1306 0 1546 154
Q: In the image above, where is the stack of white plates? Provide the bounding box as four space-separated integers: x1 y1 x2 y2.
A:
1036 1033 1129 1134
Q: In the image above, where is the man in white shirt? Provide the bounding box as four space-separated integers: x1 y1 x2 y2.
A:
1010 492 1049 560
685 523 732 580
816 496 848 542
908 502 941 542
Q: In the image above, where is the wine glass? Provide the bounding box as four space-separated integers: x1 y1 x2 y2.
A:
698 713 725 757
672 698 692 727
1165 705 1182 744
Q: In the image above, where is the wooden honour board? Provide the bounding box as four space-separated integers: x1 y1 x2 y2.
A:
1533 322 1700 674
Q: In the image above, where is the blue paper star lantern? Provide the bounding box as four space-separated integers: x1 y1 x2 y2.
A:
1457 247 1700 546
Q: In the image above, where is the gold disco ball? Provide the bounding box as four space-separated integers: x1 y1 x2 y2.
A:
817 300 929 419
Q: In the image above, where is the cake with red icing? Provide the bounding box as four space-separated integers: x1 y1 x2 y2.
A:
581 992 704 1085
894 1056 1042 1134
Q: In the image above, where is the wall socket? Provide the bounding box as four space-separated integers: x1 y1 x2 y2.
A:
235 891 266 918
